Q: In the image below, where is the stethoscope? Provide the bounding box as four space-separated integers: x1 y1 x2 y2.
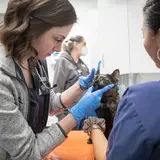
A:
34 61 57 94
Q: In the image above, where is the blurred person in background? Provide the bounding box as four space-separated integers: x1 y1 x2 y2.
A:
53 35 90 121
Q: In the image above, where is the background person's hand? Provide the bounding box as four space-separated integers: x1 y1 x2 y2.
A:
79 68 95 89
96 60 102 74
69 84 114 124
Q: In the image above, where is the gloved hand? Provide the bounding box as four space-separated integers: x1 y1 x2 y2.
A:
96 60 101 74
85 111 98 118
79 68 95 89
69 84 114 124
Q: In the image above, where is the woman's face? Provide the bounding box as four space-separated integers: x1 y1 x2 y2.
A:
74 38 87 56
32 24 73 60
143 22 160 68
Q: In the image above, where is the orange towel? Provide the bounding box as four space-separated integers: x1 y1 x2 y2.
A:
45 131 94 160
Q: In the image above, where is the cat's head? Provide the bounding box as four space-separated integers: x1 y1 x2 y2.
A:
93 69 120 102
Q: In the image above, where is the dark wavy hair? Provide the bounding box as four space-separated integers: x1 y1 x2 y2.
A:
143 0 160 34
0 0 77 64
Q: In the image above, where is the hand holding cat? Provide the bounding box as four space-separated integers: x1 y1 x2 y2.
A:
96 60 102 74
79 68 96 89
69 84 114 124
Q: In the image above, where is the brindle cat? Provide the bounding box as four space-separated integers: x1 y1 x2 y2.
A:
87 69 120 144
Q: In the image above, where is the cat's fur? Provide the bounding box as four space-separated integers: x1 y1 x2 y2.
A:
87 69 120 143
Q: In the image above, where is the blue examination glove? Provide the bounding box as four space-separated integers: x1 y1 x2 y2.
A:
79 68 95 89
85 111 98 118
70 84 114 124
96 60 101 73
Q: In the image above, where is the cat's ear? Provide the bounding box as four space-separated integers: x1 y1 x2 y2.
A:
111 69 120 82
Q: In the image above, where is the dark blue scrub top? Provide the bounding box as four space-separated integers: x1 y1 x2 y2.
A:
107 81 160 160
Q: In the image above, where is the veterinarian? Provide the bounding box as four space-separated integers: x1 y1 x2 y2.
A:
53 35 90 121
0 0 114 160
83 0 160 159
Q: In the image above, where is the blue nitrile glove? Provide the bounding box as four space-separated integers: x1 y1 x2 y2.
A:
85 111 98 118
85 86 119 118
79 68 96 89
96 60 101 73
70 84 114 124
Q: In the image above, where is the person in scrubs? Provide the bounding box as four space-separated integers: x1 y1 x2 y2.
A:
83 0 160 159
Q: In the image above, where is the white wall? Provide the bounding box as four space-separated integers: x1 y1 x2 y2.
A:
96 0 130 74
96 0 160 74
0 0 8 13
66 0 98 69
